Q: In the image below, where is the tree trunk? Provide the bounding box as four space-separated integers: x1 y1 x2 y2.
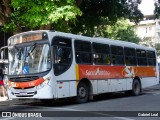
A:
39 24 52 30
76 0 83 6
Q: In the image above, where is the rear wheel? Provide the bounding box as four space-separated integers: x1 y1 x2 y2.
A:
132 79 141 96
76 82 89 104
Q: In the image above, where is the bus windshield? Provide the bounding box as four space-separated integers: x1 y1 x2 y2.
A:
8 43 51 75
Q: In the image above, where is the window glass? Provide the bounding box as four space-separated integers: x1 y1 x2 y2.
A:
136 49 146 57
93 43 110 65
124 47 137 66
111 46 123 55
52 37 72 76
111 45 124 65
147 51 156 58
75 40 91 52
75 40 92 64
93 43 109 54
147 50 156 66
8 44 51 75
136 49 147 66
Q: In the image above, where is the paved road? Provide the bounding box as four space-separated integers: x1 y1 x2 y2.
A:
0 84 160 120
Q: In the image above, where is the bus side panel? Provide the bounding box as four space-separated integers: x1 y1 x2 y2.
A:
126 78 133 90
97 80 108 93
56 81 77 98
69 81 76 97
57 82 70 98
90 80 98 94
141 77 158 88
54 64 77 98
109 79 126 92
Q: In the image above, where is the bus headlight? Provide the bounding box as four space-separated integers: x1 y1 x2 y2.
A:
44 77 50 84
36 77 50 90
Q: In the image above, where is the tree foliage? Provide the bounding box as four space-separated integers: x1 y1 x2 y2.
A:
104 19 140 43
0 0 143 40
0 0 82 33
71 0 143 35
155 0 160 18
77 0 143 23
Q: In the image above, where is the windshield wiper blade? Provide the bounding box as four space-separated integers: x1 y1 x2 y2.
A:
26 43 37 57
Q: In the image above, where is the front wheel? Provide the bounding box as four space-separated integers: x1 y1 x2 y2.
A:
132 79 141 96
76 82 89 104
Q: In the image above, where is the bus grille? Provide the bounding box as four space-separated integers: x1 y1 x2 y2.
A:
13 86 35 89
9 76 39 82
12 91 37 97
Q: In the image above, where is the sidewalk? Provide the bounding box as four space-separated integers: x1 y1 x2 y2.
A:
0 96 8 102
143 84 160 91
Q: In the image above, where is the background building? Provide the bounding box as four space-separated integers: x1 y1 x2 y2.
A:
134 15 160 61
134 15 159 47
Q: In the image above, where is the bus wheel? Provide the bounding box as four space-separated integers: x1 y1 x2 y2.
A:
132 79 141 96
76 82 89 104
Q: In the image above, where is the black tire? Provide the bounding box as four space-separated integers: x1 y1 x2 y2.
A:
132 79 141 96
76 82 89 104
40 99 53 105
125 90 132 96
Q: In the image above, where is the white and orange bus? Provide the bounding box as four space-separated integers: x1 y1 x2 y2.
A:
3 30 159 103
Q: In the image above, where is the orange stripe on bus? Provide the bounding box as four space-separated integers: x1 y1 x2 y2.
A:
77 65 156 80
8 77 44 89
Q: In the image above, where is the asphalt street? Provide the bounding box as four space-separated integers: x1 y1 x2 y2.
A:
0 84 160 120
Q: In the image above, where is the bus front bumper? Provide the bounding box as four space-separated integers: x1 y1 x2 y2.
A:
7 84 54 99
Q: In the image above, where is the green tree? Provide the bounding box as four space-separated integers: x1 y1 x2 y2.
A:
0 0 82 33
71 0 143 36
0 0 143 36
71 18 140 43
104 19 140 43
155 0 160 18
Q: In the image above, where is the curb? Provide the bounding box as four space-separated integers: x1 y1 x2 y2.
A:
143 84 160 91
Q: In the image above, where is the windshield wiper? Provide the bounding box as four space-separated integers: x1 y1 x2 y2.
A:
26 43 37 57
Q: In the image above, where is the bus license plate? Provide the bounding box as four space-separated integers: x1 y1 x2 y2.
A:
19 91 27 96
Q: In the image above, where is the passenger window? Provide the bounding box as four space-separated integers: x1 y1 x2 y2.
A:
75 40 92 64
147 50 156 66
52 37 72 76
111 45 124 65
124 47 137 66
92 43 110 65
136 49 147 66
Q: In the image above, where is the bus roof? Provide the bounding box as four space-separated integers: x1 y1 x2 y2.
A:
52 31 156 51
9 30 156 51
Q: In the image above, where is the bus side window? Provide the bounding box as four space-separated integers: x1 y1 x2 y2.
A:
147 50 156 66
112 56 116 64
136 49 147 66
75 40 92 64
52 37 72 76
124 47 137 66
111 45 124 65
92 42 110 65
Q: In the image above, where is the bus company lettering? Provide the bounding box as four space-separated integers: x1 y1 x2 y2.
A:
86 68 110 76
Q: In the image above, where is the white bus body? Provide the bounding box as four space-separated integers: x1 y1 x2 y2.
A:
4 30 159 103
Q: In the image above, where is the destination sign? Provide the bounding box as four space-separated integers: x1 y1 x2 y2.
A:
8 32 47 45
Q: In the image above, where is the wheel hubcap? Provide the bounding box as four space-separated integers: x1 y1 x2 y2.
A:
78 87 86 98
